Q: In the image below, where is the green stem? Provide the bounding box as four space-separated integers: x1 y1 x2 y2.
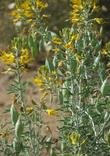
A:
15 49 37 156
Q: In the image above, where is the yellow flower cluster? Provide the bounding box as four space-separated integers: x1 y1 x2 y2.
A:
64 34 79 50
33 66 48 90
20 48 32 64
11 1 31 22
101 42 110 55
36 0 48 9
11 0 48 23
0 51 15 64
0 48 31 67
52 37 62 45
71 0 84 24
71 0 99 25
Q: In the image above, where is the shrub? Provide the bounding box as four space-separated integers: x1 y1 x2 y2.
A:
1 0 110 155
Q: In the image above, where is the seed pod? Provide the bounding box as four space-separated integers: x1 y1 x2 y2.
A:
15 115 23 139
10 104 19 126
101 79 110 96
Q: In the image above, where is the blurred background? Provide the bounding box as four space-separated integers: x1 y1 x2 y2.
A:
0 0 70 49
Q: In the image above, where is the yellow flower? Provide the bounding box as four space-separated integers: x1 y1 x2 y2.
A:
71 34 79 41
53 48 59 53
23 10 34 18
20 48 31 64
58 61 63 67
11 1 31 22
52 70 57 75
46 109 58 116
11 0 48 24
20 1 31 10
11 10 21 21
101 49 108 55
92 0 97 10
34 77 44 87
71 0 98 25
48 77 52 81
36 0 48 9
20 1 33 18
52 37 62 45
69 132 80 145
64 42 72 49
0 51 15 64
94 18 104 24
92 0 100 12
26 107 33 114
71 0 83 24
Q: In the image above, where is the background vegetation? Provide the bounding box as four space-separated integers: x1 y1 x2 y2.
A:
1 0 110 48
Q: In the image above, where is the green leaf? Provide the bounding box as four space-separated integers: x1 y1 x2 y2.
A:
39 38 45 52
10 104 19 126
53 56 58 67
93 55 100 68
15 115 24 139
50 148 57 156
28 34 39 58
58 90 63 104
98 63 106 83
101 79 110 96
45 58 54 72
13 138 23 155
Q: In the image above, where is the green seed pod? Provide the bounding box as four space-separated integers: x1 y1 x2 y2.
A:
10 104 19 126
15 115 23 139
101 79 110 96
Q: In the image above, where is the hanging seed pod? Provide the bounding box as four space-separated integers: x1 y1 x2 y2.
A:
15 115 24 139
101 79 110 96
10 104 19 126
